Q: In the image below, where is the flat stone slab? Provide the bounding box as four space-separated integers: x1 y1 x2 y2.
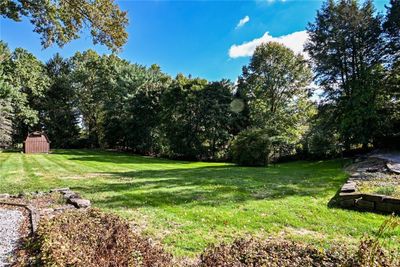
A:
341 182 357 193
67 198 91 209
0 209 23 266
370 152 400 173
387 162 400 174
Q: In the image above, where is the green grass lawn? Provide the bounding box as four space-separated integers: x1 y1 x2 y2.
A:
0 149 398 257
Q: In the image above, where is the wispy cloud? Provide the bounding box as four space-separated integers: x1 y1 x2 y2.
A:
265 0 287 3
228 30 308 58
236 16 250 29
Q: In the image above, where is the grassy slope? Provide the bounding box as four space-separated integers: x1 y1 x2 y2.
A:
0 150 398 256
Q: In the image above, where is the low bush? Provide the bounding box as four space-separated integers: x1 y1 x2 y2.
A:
199 238 353 267
14 209 400 267
198 216 400 267
230 128 271 166
198 238 400 267
15 209 172 267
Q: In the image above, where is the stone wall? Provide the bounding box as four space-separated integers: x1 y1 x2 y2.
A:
338 169 400 214
339 192 400 213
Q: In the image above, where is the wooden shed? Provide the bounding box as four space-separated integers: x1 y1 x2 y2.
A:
24 132 50 154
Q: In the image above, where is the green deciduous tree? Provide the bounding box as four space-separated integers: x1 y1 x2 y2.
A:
238 42 314 158
231 128 271 166
120 64 172 154
0 42 13 148
162 75 235 160
0 99 13 148
1 45 50 143
38 54 80 148
305 0 385 149
1 0 128 51
70 50 125 147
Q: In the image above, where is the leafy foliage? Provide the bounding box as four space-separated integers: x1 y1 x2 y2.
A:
383 0 400 63
1 0 399 160
230 128 271 166
162 75 235 160
38 54 80 148
0 42 13 147
238 42 314 159
305 0 386 149
1 0 128 51
0 99 13 148
1 46 50 143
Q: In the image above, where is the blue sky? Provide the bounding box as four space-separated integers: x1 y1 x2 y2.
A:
0 0 388 81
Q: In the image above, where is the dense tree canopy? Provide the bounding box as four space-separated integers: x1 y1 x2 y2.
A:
162 75 235 160
0 42 13 148
238 42 314 159
1 0 128 51
1 0 399 164
1 45 50 142
39 54 80 148
383 0 400 62
305 0 387 149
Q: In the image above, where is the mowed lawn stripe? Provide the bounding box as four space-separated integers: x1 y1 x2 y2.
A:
42 153 94 178
0 153 23 191
29 154 71 177
0 150 398 257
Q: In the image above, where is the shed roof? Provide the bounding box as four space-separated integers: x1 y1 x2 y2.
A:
25 132 50 143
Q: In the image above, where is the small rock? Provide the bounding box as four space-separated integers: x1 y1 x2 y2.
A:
350 172 362 178
50 188 70 193
54 204 76 212
63 192 80 199
0 193 10 199
366 167 380 173
35 191 45 197
40 208 54 216
67 198 91 209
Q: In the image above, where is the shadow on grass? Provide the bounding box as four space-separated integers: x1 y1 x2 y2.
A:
73 161 347 209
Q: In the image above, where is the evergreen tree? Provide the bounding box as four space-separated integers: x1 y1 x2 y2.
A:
40 54 80 148
305 0 385 149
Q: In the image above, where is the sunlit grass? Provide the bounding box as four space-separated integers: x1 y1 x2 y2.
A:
0 149 398 256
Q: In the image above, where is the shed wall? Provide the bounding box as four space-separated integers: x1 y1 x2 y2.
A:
24 136 50 153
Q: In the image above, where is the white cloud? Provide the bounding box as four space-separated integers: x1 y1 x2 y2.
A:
229 30 308 58
236 16 250 29
265 0 287 3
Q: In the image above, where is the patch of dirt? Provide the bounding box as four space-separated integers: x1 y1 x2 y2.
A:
279 227 326 240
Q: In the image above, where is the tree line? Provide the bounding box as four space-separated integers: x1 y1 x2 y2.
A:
0 0 399 164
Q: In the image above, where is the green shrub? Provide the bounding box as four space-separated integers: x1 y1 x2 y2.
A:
305 127 341 158
230 128 271 166
15 209 172 267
